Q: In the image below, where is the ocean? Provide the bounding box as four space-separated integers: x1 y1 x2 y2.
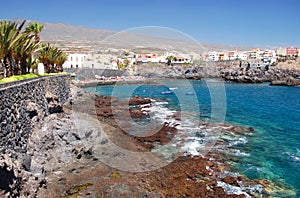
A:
84 79 300 196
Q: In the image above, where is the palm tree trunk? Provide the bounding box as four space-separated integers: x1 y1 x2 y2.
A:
45 64 51 73
20 59 27 74
57 65 63 72
14 62 21 75
0 60 4 79
27 64 31 74
11 58 19 75
4 55 12 77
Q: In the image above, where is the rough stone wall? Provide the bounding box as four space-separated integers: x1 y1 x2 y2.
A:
64 68 128 79
0 75 70 153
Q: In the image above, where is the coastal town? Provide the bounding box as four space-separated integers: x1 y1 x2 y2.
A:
60 45 300 87
62 46 299 70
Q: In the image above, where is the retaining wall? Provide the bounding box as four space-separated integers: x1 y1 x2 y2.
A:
0 74 70 153
64 68 128 79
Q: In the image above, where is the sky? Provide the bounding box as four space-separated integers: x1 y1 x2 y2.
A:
1 0 300 48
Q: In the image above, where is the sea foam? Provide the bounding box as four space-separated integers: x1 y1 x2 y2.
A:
217 181 252 198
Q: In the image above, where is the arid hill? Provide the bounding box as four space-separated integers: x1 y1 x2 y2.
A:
5 18 251 53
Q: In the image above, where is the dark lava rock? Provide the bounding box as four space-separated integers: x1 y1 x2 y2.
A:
134 122 177 150
222 176 240 187
0 163 18 196
129 96 151 106
129 108 148 119
22 154 31 172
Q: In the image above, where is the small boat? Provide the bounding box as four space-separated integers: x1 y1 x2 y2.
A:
185 91 195 95
169 87 178 90
161 90 173 95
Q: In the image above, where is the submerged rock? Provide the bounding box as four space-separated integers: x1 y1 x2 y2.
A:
129 96 151 106
270 77 300 86
220 67 300 84
258 179 297 197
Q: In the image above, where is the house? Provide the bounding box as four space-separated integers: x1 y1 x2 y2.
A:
228 50 237 60
83 54 118 69
206 52 219 61
137 53 160 63
63 53 86 68
218 53 226 61
236 52 248 60
276 47 286 56
225 50 247 61
286 47 298 56
173 55 191 64
249 48 264 60
262 50 277 64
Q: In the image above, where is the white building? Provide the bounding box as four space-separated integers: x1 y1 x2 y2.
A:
173 55 191 64
83 54 117 69
63 54 86 68
262 50 277 64
249 49 265 60
63 53 120 69
207 52 219 61
236 52 248 60
276 47 286 56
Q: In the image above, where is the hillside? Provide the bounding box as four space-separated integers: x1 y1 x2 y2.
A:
5 19 251 53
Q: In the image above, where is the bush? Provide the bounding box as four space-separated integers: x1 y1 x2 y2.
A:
0 72 68 84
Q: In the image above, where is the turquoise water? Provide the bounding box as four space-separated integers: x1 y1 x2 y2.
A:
84 79 300 196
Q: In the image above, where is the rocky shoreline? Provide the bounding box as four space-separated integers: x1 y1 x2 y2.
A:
0 85 296 197
72 62 300 86
220 67 300 85
270 77 300 86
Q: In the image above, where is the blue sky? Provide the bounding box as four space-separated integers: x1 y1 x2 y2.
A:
1 0 299 48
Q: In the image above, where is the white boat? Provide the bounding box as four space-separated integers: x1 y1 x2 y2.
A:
161 91 173 95
185 91 194 95
169 87 178 90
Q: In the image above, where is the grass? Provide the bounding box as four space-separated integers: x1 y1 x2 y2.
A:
0 72 68 84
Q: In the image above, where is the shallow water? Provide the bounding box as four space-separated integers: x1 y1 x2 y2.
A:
84 79 300 196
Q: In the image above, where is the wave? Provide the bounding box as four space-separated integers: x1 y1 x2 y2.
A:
140 101 177 124
283 151 300 163
139 98 252 160
182 140 203 156
152 100 169 105
216 147 250 157
217 181 252 198
228 137 248 146
230 149 250 157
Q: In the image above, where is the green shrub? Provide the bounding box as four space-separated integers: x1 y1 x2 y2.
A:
0 72 68 84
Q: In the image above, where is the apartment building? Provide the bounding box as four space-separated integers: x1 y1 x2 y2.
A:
63 53 86 68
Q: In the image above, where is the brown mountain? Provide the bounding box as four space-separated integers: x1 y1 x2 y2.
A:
5 19 251 53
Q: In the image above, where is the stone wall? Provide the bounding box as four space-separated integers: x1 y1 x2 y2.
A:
64 68 128 79
0 74 70 153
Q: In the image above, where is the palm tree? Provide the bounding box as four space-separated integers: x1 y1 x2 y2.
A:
38 43 67 73
38 43 52 73
54 51 68 72
166 55 175 66
48 47 61 72
27 58 39 73
123 58 130 67
13 33 40 74
0 20 26 77
25 22 44 42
